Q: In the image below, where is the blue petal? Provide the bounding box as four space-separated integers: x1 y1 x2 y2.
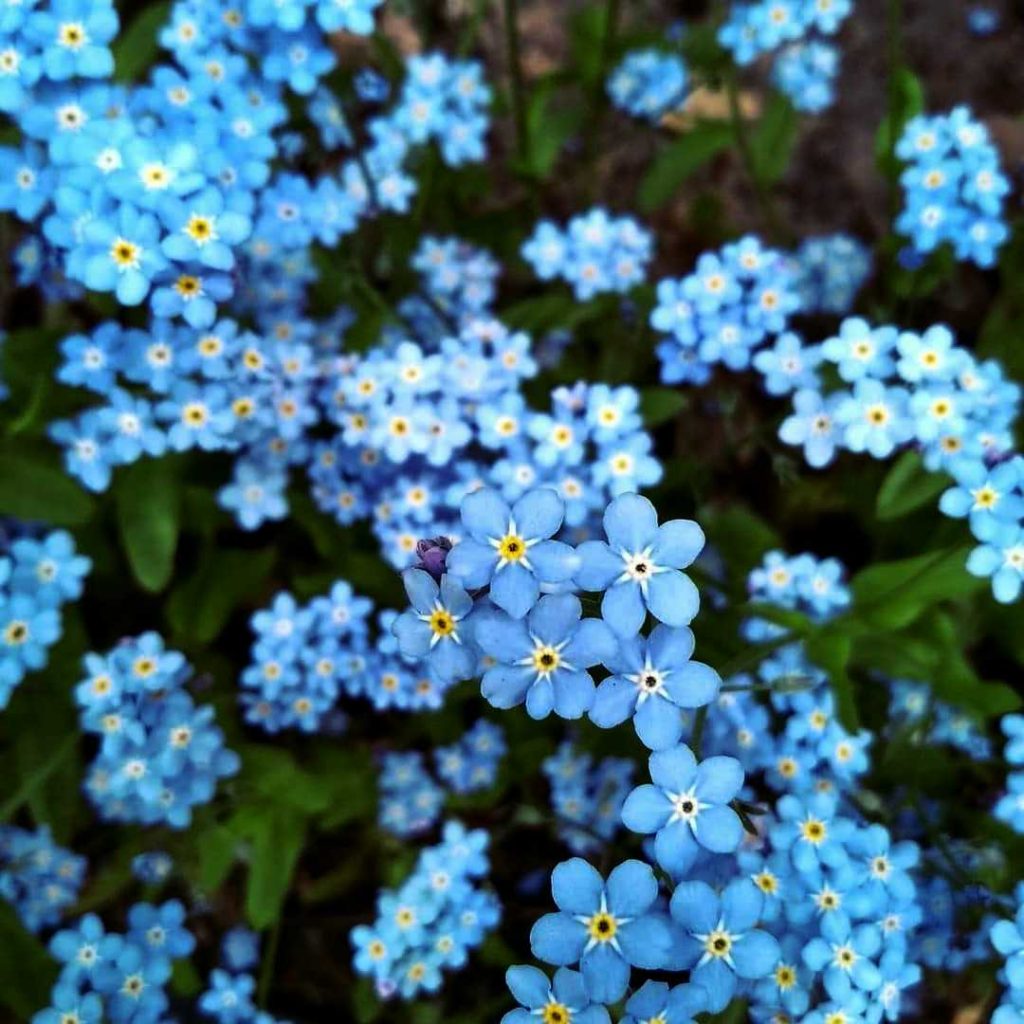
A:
605 860 659 918
574 540 622 591
694 756 744 803
462 487 510 540
691 957 735 1013
589 676 638 729
481 665 533 708
447 539 497 588
634 696 683 750
621 785 672 834
563 618 616 668
440 575 473 617
601 582 645 637
525 676 555 719
490 561 540 619
506 965 550 1009
646 570 699 627
649 744 697 792
551 858 605 915
474 611 531 660
552 669 595 719
393 610 430 657
721 879 764 932
401 567 439 614
693 805 743 854
731 929 780 979
529 594 581 645
529 540 580 583
603 492 659 551
581 942 630 1004
662 661 720 708
647 624 695 668
654 821 699 875
530 913 586 966
550 968 588 1009
669 881 717 934
616 914 672 970
651 519 704 568
513 488 564 539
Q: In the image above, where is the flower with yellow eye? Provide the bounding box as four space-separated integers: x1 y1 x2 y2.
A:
394 569 476 683
160 187 252 270
503 964 610 1024
803 912 883 1000
530 858 672 1005
447 487 579 619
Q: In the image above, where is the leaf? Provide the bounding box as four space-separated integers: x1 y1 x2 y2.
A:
0 447 95 525
113 2 170 81
702 505 782 577
874 68 924 178
522 81 577 179
850 545 984 629
750 93 798 187
640 387 688 426
242 745 332 816
875 451 948 520
245 807 306 929
115 458 182 592
196 825 239 893
805 629 858 731
637 122 733 212
166 547 275 645
0 902 57 1017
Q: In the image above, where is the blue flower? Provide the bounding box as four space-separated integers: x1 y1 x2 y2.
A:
669 878 780 1012
802 913 882 1000
575 492 704 636
589 623 720 749
393 569 476 683
80 205 167 305
621 744 745 875
475 594 615 719
779 388 841 468
502 965 610 1024
530 858 672 1004
620 980 706 1024
446 487 579 618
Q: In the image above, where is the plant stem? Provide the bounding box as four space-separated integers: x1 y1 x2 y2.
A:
583 0 622 199
502 0 529 167
257 918 281 1008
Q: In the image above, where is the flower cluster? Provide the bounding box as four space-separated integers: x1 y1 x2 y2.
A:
543 742 633 855
74 633 239 827
772 41 840 113
651 234 802 384
991 889 1024 1024
995 715 1024 832
521 209 653 301
607 49 688 122
889 680 992 760
378 752 446 837
896 106 1010 267
0 825 86 934
351 821 501 1000
789 233 872 315
775 318 1022 601
719 0 853 66
0 527 90 707
33 901 194 1024
240 583 373 732
435 719 506 794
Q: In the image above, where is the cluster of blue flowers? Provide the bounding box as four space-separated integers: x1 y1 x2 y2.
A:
772 40 840 113
652 234 802 384
378 751 447 837
435 719 506 794
351 821 500 1000
33 901 195 1024
0 527 90 708
199 926 288 1024
992 887 1024 1024
888 679 992 760
773 317 1022 601
789 233 873 315
0 825 86 934
521 209 653 301
995 715 1024 833
131 850 174 886
74 632 239 827
607 49 688 122
542 742 633 855
896 106 1010 268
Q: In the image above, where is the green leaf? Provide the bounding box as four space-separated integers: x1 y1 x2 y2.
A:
115 458 182 592
750 93 798 187
522 81 577 179
0 902 57 1017
850 545 984 629
874 68 924 178
113 2 170 81
702 505 782 577
640 387 688 426
166 547 275 645
875 451 948 521
637 122 733 212
0 446 95 526
196 825 239 893
805 629 858 731
246 807 306 929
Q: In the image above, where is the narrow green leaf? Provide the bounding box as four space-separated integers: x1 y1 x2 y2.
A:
638 122 733 212
0 448 95 526
113 2 171 82
806 630 858 731
246 807 306 929
115 458 182 592
874 68 924 178
750 93 798 187
640 387 688 426
875 451 948 520
0 902 57 1017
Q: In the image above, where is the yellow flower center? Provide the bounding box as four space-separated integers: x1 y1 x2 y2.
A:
776 964 797 989
532 645 560 675
428 609 455 637
110 238 140 267
498 533 527 562
541 1004 571 1024
705 930 732 957
586 912 617 943
801 818 827 844
185 215 215 242
3 621 28 645
175 275 201 297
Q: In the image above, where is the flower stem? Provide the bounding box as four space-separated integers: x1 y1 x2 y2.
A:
502 0 530 168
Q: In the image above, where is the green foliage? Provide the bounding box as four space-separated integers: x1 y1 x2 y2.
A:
637 122 734 212
115 458 183 592
0 445 95 525
875 451 949 521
